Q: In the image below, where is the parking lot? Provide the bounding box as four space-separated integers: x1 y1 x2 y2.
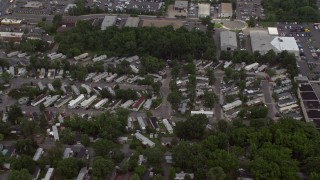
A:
12 0 74 15
277 22 320 80
87 0 164 14
236 0 265 21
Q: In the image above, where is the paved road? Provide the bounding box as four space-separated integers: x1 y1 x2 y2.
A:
214 70 224 120
261 80 276 120
152 67 172 119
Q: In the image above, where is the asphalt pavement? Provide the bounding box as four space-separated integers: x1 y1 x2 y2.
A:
261 80 276 120
214 70 224 121
152 67 172 119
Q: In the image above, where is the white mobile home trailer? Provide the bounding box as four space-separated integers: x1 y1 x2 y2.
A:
74 53 89 61
137 116 146 131
43 95 60 107
134 132 155 148
7 51 19 58
68 94 85 109
190 110 214 118
81 84 92 94
162 119 173 134
92 55 107 62
52 125 59 141
94 98 108 109
223 100 242 111
17 52 27 58
71 85 80 96
42 168 54 180
245 63 259 71
106 73 118 82
54 95 72 108
121 100 134 109
92 72 109 82
130 65 139 74
33 148 44 161
80 95 98 109
143 99 152 110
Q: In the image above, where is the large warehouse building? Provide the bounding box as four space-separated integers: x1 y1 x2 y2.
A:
220 31 237 51
198 3 210 17
250 30 299 56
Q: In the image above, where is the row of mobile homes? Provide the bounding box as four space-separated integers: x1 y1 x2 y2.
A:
94 98 108 110
68 94 85 109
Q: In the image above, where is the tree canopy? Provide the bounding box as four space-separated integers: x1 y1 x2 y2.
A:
55 21 215 60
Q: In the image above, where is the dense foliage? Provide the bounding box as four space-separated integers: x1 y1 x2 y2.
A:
172 117 320 179
55 21 216 60
262 0 319 22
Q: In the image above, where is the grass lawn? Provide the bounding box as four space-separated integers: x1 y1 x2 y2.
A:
214 23 223 28
260 21 276 27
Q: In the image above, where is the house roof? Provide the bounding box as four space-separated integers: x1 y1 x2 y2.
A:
221 3 232 13
220 31 237 48
268 27 278 35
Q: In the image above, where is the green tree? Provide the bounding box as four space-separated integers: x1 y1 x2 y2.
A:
92 156 115 179
2 71 11 83
21 119 36 138
80 134 90 146
203 91 217 108
57 157 81 179
175 114 209 140
7 104 23 124
93 139 115 157
52 79 62 89
10 155 35 173
169 167 176 180
130 173 141 180
8 169 32 180
207 167 226 180
60 129 76 145
134 165 146 178
168 90 182 109
14 139 37 156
